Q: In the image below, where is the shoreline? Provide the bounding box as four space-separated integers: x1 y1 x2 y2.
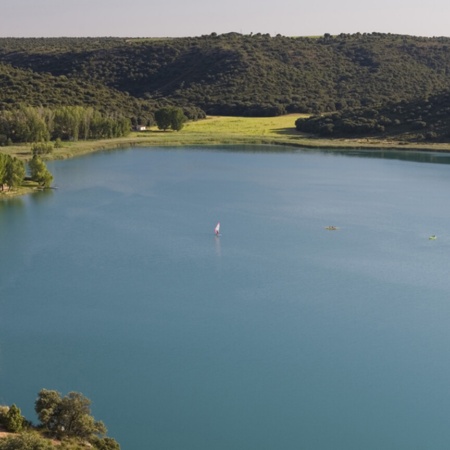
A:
2 115 450 197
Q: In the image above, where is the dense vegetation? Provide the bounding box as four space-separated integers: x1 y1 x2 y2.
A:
0 390 119 450
0 154 25 190
0 105 131 143
295 90 450 141
3 33 450 117
3 33 450 141
0 151 52 190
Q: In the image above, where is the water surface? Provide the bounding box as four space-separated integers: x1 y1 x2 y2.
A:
2 146 450 450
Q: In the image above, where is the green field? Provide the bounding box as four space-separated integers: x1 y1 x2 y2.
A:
3 115 450 165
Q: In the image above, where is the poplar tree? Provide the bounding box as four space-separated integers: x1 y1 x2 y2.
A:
29 156 53 187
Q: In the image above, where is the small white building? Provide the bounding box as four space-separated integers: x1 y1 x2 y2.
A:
135 125 147 131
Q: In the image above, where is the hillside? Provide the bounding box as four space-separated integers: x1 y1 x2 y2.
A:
0 62 162 126
2 33 450 118
4 33 450 142
295 90 450 142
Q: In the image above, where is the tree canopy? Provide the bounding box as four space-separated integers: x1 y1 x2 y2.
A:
155 107 186 131
4 33 450 142
1 391 119 449
35 389 106 440
3 33 450 117
295 90 450 142
0 154 26 190
29 156 53 188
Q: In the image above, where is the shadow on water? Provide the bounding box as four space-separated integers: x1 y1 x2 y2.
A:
0 196 24 207
28 188 54 205
179 144 450 165
0 197 25 230
325 148 450 165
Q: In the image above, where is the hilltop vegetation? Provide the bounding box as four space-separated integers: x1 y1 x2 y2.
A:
3 33 450 141
0 390 120 449
296 90 450 142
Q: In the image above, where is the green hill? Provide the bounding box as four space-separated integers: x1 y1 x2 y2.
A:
0 62 160 126
4 33 450 141
296 91 450 142
3 33 450 118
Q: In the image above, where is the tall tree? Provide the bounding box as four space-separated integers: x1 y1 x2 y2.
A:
5 157 25 189
154 107 172 131
170 108 186 131
28 156 53 188
155 107 186 131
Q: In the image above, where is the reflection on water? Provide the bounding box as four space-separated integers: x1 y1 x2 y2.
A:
317 148 450 165
214 235 221 257
0 197 25 228
28 188 54 205
178 144 450 165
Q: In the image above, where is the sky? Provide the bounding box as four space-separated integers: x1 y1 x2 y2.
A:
1 0 450 38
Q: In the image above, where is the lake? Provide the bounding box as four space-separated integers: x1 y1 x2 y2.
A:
2 145 450 450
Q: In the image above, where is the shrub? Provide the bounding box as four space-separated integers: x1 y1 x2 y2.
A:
31 142 53 156
4 404 25 432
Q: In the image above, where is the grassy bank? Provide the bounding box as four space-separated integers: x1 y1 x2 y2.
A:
5 114 450 198
4 115 450 164
3 111 450 196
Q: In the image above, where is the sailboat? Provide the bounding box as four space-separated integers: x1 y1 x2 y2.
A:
214 222 220 236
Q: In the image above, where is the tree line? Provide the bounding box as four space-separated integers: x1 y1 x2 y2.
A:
0 105 131 144
0 389 119 450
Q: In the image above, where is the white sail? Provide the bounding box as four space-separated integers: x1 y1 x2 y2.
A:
214 222 220 235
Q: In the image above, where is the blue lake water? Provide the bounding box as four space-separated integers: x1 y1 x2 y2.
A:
2 145 450 449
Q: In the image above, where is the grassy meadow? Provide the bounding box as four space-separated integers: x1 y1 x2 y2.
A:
3 114 450 164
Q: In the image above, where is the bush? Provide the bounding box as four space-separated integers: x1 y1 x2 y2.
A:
31 142 53 156
3 405 25 432
0 432 54 450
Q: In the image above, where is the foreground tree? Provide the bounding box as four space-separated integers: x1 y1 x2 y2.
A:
3 404 25 433
35 390 106 441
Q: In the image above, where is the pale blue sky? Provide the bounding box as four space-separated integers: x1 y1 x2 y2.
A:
1 0 449 38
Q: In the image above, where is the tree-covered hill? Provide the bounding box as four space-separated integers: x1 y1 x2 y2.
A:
0 62 159 125
2 33 450 118
296 90 450 142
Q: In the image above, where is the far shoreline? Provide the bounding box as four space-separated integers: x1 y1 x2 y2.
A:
2 115 450 197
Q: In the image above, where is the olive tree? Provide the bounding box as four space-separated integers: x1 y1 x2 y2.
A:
35 390 106 441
